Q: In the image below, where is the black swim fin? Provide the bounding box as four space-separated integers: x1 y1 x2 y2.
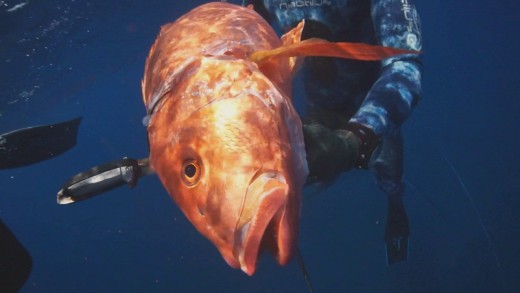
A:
0 117 81 169
384 197 410 265
0 218 32 292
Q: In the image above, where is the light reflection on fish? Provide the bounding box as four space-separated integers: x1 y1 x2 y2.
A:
142 2 414 276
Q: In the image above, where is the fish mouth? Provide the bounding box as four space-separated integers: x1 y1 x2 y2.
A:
233 172 293 276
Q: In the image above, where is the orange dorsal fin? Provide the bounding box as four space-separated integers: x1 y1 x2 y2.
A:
252 20 306 96
250 37 419 64
280 20 305 76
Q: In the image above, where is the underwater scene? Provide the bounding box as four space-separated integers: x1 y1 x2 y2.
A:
1 0 519 292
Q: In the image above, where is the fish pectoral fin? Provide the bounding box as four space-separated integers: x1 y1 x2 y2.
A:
249 37 420 65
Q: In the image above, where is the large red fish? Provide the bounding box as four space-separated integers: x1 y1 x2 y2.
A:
142 2 413 276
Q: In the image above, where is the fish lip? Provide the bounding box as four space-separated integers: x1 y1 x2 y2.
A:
234 174 289 276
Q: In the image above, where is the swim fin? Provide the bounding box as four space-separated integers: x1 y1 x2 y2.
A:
384 197 410 265
0 117 81 169
0 218 32 291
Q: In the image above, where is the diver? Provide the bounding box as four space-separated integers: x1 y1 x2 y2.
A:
0 117 81 291
234 0 423 264
57 0 422 266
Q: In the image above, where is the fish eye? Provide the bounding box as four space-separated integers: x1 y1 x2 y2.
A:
185 164 197 178
182 160 201 186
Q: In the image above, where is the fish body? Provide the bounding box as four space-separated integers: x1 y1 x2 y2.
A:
142 2 307 276
141 2 415 275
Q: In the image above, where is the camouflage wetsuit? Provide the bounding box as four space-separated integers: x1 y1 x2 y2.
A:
234 0 423 201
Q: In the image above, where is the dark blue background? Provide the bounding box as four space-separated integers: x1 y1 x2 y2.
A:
1 0 519 292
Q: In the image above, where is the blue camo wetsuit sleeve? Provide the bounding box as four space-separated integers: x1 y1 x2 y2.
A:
350 0 422 137
230 0 422 139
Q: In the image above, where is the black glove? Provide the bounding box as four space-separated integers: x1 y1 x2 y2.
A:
302 119 361 182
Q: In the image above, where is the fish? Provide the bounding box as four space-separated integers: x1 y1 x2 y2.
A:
141 2 415 276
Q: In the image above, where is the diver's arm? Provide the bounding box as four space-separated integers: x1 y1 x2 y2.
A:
348 0 423 137
293 1 423 179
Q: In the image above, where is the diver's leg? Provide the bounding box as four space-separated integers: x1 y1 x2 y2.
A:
0 117 81 169
370 129 409 265
0 218 32 291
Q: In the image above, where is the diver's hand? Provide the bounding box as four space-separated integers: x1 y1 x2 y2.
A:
302 119 361 182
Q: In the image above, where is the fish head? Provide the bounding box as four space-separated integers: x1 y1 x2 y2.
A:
147 58 308 276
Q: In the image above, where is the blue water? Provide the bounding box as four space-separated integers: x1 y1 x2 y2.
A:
1 1 519 292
